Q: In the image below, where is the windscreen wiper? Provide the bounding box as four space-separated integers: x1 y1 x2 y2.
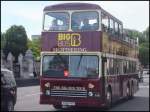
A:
77 54 83 70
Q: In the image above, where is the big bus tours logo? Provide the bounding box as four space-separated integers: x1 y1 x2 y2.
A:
57 33 81 47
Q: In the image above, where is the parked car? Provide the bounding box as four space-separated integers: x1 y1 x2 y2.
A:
1 68 17 111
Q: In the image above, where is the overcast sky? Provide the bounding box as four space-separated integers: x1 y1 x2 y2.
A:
1 1 149 39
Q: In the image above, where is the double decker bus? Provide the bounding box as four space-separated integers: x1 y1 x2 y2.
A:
40 3 139 109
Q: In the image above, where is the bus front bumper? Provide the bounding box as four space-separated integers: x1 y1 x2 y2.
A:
40 95 106 108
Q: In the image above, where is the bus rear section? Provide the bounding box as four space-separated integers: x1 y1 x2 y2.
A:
40 53 107 108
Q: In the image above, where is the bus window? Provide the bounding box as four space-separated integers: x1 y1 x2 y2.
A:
109 58 114 75
101 13 109 32
129 61 131 73
69 56 99 78
106 58 110 75
119 24 123 38
42 55 99 78
44 12 69 31
115 22 119 36
71 11 99 31
123 60 127 74
109 18 114 34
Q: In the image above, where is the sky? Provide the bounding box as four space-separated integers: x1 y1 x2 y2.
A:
1 1 149 40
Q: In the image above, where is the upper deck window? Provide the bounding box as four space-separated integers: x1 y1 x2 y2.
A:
109 18 114 34
44 12 69 31
71 11 99 31
101 13 109 32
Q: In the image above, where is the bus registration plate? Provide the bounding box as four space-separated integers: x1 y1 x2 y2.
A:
61 101 75 106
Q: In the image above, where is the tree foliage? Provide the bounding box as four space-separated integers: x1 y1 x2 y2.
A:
3 25 28 62
139 43 149 66
27 38 41 61
1 32 6 50
124 26 149 67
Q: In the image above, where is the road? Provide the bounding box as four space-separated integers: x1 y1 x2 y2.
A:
14 82 149 111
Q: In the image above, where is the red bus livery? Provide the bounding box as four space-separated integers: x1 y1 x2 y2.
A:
40 3 139 109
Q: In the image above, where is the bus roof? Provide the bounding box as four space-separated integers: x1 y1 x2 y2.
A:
44 3 101 11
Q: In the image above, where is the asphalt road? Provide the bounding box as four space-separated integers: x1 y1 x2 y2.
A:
14 81 149 111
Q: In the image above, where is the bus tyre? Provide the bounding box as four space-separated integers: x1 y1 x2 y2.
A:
105 90 112 109
126 86 130 100
129 85 134 99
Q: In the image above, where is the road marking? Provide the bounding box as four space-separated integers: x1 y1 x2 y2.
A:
139 86 149 88
18 92 41 100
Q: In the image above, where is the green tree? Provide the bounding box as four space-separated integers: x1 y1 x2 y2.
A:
27 38 41 61
139 43 149 67
124 26 149 67
140 27 149 67
3 25 28 62
143 26 149 42
1 32 6 50
124 29 145 44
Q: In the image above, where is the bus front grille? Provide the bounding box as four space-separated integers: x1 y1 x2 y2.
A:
50 89 87 98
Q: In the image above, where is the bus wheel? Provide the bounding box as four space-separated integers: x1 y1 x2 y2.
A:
105 90 112 109
129 84 134 99
126 86 130 100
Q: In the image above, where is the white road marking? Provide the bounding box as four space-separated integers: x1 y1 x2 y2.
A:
139 86 149 88
18 92 41 100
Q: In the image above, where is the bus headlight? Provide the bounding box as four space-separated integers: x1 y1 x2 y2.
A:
45 90 50 95
88 92 93 96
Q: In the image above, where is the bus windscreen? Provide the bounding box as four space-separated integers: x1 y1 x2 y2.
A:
42 55 99 78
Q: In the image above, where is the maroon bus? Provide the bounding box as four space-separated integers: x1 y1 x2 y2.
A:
40 3 139 109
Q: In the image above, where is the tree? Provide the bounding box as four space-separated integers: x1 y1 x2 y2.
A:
3 25 28 62
139 26 149 67
1 32 6 50
139 43 149 67
143 26 149 42
124 27 149 67
27 38 41 61
124 29 145 43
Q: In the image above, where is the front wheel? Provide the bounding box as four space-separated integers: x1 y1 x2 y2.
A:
129 85 134 99
105 90 112 109
126 86 130 100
